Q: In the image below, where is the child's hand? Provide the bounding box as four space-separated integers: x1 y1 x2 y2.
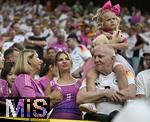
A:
112 31 124 43
105 89 124 103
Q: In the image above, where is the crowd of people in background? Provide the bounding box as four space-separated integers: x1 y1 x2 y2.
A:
0 0 150 121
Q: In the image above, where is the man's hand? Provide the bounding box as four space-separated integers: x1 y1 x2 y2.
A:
105 89 125 103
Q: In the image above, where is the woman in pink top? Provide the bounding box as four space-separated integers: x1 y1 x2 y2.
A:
12 49 63 117
1 62 16 96
0 79 9 116
12 49 45 117
12 49 44 98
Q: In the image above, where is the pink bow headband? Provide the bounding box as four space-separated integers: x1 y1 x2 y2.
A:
102 0 120 16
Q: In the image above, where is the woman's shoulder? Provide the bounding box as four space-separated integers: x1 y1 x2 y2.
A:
73 78 82 86
15 74 31 80
15 74 33 86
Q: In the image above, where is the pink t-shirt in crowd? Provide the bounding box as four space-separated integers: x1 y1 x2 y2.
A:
12 74 45 107
38 76 50 92
0 79 9 98
51 42 69 52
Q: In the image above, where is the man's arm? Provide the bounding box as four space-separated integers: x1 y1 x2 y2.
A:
118 84 136 100
86 67 97 91
76 87 124 104
118 68 136 101
113 64 128 90
116 70 136 102
76 87 106 104
25 39 46 47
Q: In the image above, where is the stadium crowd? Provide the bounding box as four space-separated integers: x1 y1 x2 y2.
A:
0 0 150 122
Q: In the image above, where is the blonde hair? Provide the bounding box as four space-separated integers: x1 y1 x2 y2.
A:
14 49 36 75
135 23 145 32
93 8 121 31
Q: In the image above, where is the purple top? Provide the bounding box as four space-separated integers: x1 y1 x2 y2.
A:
0 79 9 98
131 15 141 24
51 42 69 52
38 76 50 92
12 74 45 107
50 79 82 120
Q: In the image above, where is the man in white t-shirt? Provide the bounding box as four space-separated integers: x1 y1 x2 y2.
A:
67 33 92 78
77 45 136 121
136 52 150 101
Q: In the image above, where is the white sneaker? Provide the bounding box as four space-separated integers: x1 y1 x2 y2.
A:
79 103 97 113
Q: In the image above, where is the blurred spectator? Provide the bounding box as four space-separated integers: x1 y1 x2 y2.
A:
131 23 145 75
33 0 43 16
25 24 47 59
38 58 57 92
45 0 52 13
51 29 69 52
130 10 141 25
2 30 15 53
11 43 24 52
136 52 150 100
0 52 4 75
45 47 57 61
72 1 83 16
124 26 137 66
4 48 19 63
0 78 9 116
67 33 92 78
1 62 16 96
46 19 58 48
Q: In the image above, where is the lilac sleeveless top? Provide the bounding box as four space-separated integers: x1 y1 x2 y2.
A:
50 79 82 120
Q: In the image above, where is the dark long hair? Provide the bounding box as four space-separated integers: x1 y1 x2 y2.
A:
39 58 55 77
1 62 14 80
